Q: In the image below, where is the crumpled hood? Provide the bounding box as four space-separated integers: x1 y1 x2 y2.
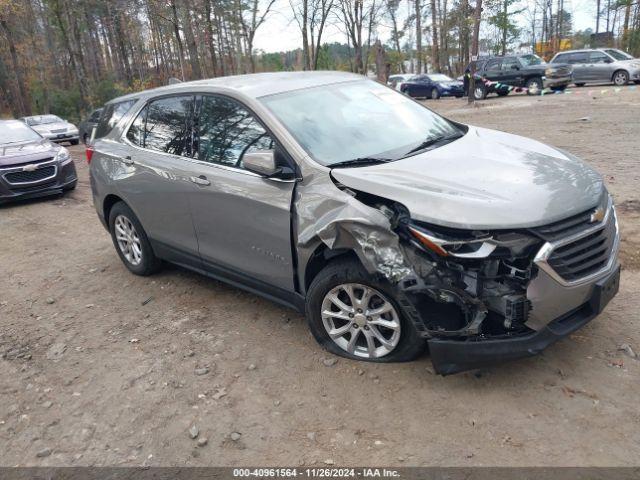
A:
0 140 60 167
331 126 604 230
31 121 76 133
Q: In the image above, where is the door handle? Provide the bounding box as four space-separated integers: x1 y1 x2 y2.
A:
190 175 210 186
121 155 134 166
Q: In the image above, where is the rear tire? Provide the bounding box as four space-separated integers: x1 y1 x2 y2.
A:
305 258 425 363
108 201 162 276
634 80 640 85
551 85 567 92
575 82 586 87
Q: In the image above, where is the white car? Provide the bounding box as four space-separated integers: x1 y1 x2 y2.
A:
387 74 416 91
21 115 80 145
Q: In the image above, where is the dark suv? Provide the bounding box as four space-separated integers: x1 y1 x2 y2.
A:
465 54 573 100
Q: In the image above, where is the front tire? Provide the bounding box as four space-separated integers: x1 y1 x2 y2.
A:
430 88 440 100
613 70 629 86
575 82 586 87
526 76 543 95
70 139 79 146
108 201 161 276
305 258 425 363
473 83 487 100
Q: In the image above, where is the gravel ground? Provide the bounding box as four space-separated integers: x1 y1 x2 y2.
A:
1 86 639 467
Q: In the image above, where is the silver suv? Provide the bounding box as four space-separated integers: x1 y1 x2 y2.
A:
551 48 640 86
89 72 620 375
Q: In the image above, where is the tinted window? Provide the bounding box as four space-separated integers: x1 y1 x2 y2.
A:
589 51 610 63
89 109 102 122
502 57 519 70
96 100 137 138
568 52 588 64
553 53 569 63
126 106 147 147
145 96 194 156
485 59 502 71
197 95 273 168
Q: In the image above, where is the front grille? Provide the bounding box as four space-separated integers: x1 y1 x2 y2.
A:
4 165 56 184
533 209 594 241
551 66 571 77
12 181 57 193
546 211 616 282
50 128 66 133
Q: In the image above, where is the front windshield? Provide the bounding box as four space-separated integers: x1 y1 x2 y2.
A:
428 74 453 82
260 80 460 166
1 122 42 144
26 115 62 126
605 49 633 60
518 54 544 66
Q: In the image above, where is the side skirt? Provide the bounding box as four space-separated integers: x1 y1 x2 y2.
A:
150 239 305 314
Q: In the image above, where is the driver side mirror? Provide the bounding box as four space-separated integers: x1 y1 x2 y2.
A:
243 150 297 181
604 58 613 63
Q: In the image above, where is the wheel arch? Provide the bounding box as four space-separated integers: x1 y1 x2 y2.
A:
611 68 629 82
103 194 125 225
303 243 361 293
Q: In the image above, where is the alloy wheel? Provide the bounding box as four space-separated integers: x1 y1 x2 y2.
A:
613 72 628 86
114 215 143 266
321 283 401 359
474 86 484 100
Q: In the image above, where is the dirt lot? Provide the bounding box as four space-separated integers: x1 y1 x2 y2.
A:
1 87 639 467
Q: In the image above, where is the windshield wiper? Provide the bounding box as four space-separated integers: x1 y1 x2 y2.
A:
329 157 393 168
402 132 464 158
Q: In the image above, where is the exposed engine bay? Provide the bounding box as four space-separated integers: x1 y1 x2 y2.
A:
338 185 545 341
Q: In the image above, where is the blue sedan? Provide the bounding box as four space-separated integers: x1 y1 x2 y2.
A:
401 74 465 99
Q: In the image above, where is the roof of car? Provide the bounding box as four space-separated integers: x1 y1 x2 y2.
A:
106 71 364 105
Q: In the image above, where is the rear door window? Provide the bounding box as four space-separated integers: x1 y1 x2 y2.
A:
484 59 502 72
126 106 147 147
95 99 136 138
501 57 519 70
553 53 569 63
588 51 610 63
144 96 194 156
569 52 589 64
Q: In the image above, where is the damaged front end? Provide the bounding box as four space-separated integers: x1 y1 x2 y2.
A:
298 174 620 375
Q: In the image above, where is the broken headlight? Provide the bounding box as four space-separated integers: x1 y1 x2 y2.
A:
408 224 540 260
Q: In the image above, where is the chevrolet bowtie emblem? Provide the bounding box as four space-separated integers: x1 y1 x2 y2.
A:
22 164 38 172
590 207 605 223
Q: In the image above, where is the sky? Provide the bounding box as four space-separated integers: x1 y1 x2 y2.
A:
253 0 599 54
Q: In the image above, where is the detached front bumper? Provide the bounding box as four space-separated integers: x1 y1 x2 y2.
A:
429 265 620 375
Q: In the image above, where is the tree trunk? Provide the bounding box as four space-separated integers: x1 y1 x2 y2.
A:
415 0 422 73
0 18 31 115
468 0 482 104
170 0 186 80
430 0 440 72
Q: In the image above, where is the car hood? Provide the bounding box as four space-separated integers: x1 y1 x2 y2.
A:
331 126 604 230
31 121 76 133
0 140 60 167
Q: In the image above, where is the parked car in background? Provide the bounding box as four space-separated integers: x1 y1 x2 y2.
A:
89 71 619 375
79 108 103 144
550 48 640 86
401 74 464 99
387 74 415 91
465 54 572 100
0 120 77 204
21 114 79 145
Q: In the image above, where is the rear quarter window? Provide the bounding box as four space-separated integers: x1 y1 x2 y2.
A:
95 99 137 139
